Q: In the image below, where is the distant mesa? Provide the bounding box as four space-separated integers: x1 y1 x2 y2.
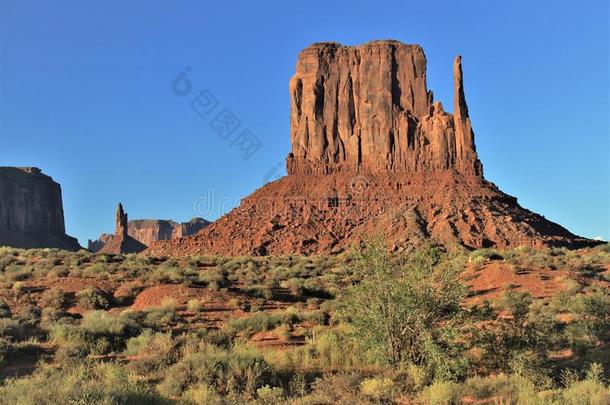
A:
89 203 209 253
0 167 80 250
146 40 598 257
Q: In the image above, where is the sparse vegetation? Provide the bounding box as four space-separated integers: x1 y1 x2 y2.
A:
0 244 607 403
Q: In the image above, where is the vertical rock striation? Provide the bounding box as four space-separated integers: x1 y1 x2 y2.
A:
0 167 80 250
286 41 482 176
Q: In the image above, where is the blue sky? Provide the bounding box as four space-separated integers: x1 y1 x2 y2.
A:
1 0 608 246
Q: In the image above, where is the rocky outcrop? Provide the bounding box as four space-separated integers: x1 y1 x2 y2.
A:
97 204 147 254
89 216 209 252
286 41 482 176
0 167 80 250
146 40 597 257
128 218 210 247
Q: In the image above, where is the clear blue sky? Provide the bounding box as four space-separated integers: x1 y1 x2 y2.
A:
1 0 608 246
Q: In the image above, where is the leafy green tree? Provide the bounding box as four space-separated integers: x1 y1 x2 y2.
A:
342 241 468 379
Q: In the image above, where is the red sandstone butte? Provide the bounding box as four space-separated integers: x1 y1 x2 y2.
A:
0 167 80 250
145 41 597 257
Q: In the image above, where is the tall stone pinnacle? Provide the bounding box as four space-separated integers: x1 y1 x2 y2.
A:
453 56 482 175
115 203 128 239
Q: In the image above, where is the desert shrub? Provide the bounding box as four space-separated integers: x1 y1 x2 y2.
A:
263 326 362 372
39 288 68 309
125 330 176 374
224 309 300 338
558 363 610 404
0 254 18 271
576 286 610 342
4 264 32 281
181 383 222 404
0 362 167 404
256 385 284 404
0 299 11 318
157 343 273 398
473 291 558 373
48 265 70 277
360 377 396 400
470 248 504 262
199 329 233 348
307 373 362 403
285 277 305 296
47 323 90 358
81 311 140 337
420 380 461 405
342 242 468 379
41 306 68 322
76 287 110 309
242 284 273 299
311 329 343 369
113 282 143 306
0 337 13 366
141 300 177 329
448 365 610 405
0 318 24 340
225 313 284 337
273 324 291 341
11 281 25 296
77 311 141 354
187 298 204 313
13 305 40 328
199 266 228 290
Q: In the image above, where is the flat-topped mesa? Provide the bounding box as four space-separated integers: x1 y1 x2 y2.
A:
286 40 483 176
0 167 80 250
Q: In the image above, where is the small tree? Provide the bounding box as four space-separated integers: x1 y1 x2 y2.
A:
343 241 468 379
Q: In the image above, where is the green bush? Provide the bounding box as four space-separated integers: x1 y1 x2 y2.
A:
0 299 11 318
224 310 300 337
342 242 468 379
125 330 175 374
187 298 204 313
81 311 140 338
0 318 24 340
256 385 284 404
0 362 167 404
141 301 177 329
76 287 110 309
39 288 68 309
421 380 461 405
157 343 273 398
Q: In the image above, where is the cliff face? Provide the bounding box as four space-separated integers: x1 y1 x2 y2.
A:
89 215 209 252
0 167 80 250
126 218 210 248
146 40 597 257
287 41 482 176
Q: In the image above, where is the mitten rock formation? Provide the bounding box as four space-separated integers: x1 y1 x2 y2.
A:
146 41 597 257
286 41 481 176
0 167 80 250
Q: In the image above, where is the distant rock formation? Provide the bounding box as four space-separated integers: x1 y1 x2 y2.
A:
89 210 209 253
96 203 147 254
0 167 80 250
146 41 597 257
